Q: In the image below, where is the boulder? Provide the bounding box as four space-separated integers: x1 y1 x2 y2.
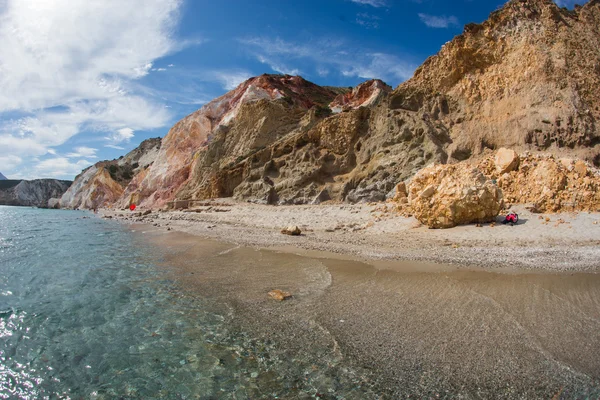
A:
408 164 504 229
494 148 520 174
47 198 61 209
268 289 292 301
281 225 302 236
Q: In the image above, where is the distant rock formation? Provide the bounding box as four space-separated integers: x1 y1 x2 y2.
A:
62 0 600 210
59 138 161 209
0 172 7 180
0 179 72 207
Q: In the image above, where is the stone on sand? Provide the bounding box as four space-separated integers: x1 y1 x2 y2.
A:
268 289 292 301
281 225 302 236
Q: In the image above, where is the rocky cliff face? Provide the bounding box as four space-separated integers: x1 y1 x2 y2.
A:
0 179 72 207
62 0 600 209
60 138 161 209
389 0 600 164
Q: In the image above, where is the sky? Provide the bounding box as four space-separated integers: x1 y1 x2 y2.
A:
0 0 585 180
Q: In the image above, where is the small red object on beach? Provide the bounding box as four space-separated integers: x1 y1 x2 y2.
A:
130 204 136 211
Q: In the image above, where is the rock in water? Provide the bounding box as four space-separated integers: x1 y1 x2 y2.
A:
409 164 503 229
494 148 520 174
268 289 292 301
281 226 302 236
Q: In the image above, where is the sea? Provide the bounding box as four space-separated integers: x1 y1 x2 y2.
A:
0 206 371 399
2 206 600 399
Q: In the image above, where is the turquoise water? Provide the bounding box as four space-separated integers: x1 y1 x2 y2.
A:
0 206 370 399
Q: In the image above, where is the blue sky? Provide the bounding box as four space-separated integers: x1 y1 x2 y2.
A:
0 0 584 180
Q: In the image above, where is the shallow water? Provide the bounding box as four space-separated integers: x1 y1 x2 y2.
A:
1 206 600 399
0 206 373 399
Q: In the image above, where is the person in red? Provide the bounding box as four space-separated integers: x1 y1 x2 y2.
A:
130 204 136 211
502 212 518 225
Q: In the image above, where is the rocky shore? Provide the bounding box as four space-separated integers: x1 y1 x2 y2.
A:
102 200 600 272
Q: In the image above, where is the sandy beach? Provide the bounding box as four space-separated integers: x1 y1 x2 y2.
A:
123 215 600 398
104 199 600 272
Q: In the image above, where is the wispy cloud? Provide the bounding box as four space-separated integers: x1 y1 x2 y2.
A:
105 128 135 144
66 146 98 159
349 0 388 7
418 13 459 28
356 13 381 29
105 144 126 150
213 71 254 90
33 158 93 180
0 0 189 177
239 37 415 84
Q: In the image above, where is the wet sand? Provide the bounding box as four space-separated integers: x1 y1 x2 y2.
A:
137 227 600 398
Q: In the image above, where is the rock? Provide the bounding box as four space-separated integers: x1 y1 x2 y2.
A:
281 225 302 236
392 182 408 202
142 209 152 216
47 198 61 209
574 160 588 176
408 163 503 229
0 179 71 208
494 148 520 174
268 289 292 301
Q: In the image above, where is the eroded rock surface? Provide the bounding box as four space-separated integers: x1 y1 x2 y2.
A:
409 164 504 229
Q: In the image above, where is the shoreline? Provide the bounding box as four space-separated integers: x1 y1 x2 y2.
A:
101 199 600 272
121 208 600 397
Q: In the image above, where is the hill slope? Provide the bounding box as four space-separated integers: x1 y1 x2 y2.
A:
62 0 600 209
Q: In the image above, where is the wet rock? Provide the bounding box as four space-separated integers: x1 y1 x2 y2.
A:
408 163 503 229
281 226 302 236
268 289 292 301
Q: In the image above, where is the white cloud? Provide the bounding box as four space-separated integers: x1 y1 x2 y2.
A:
239 37 416 84
0 0 187 178
257 55 301 76
105 128 135 144
33 157 93 180
349 0 388 7
213 71 254 90
66 146 97 158
0 155 23 172
418 13 459 28
105 144 125 150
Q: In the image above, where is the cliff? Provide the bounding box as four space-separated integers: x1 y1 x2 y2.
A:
0 179 72 207
62 0 600 209
0 172 7 180
59 138 161 209
390 0 600 163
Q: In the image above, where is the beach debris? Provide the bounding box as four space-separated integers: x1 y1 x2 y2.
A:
281 225 302 236
408 163 503 229
268 289 292 301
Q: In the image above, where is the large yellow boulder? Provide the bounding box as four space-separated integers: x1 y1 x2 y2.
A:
409 164 504 229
